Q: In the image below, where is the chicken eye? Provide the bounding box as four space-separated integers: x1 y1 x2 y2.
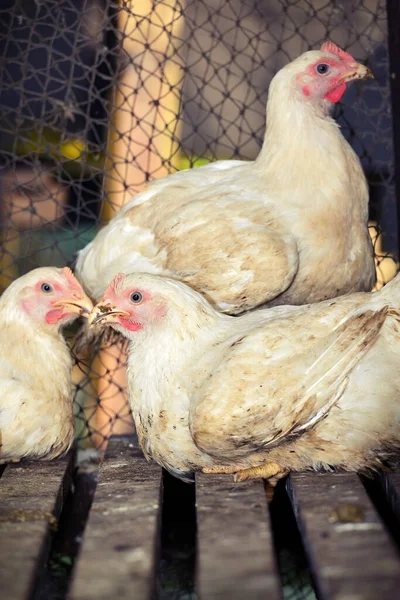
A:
316 63 330 75
130 291 143 304
41 283 53 293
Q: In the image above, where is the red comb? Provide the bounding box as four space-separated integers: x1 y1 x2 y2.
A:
61 266 81 291
321 41 355 63
104 272 126 298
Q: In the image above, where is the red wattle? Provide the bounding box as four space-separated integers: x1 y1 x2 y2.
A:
45 308 65 324
118 316 143 331
324 82 346 103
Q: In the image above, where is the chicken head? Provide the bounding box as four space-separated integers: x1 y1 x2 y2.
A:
7 266 93 329
290 41 373 106
88 271 171 334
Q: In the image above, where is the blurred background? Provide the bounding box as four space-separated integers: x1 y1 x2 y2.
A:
0 0 398 448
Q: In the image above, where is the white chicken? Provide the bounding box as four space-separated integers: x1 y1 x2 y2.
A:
76 41 375 314
89 271 400 483
0 267 93 462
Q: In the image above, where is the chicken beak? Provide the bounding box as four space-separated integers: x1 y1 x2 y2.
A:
54 294 94 317
342 63 375 82
88 304 130 327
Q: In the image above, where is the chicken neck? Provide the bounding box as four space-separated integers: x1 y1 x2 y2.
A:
254 78 360 201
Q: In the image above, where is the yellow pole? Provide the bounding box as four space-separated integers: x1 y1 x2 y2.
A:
92 0 186 443
101 0 186 219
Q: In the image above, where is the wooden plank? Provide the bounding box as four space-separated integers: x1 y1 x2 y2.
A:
0 454 74 600
70 435 162 600
195 474 282 600
288 472 400 600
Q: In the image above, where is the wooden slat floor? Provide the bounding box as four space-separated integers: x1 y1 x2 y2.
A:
70 438 162 600
0 454 73 600
289 473 400 600
1 435 400 600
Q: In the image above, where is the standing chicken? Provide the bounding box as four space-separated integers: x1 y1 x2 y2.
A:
77 41 375 314
0 267 93 463
89 272 400 483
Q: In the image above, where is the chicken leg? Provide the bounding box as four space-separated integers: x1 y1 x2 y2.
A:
202 461 288 483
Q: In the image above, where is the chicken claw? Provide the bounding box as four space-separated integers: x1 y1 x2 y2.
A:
201 462 288 483
233 462 288 483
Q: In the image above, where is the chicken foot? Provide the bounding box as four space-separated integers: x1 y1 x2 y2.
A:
202 461 288 483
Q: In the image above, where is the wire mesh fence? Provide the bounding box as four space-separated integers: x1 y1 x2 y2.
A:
0 1 397 598
0 0 397 453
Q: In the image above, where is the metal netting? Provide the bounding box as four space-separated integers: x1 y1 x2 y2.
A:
1 2 397 598
0 0 397 454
